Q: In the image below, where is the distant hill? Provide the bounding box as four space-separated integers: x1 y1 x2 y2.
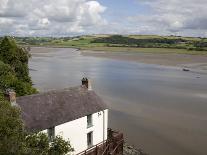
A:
1 35 207 54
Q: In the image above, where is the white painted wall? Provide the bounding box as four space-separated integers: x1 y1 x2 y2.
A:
43 109 108 154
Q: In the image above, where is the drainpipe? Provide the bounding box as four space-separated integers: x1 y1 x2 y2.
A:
102 110 105 147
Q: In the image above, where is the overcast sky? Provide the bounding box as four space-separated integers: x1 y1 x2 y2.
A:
0 0 207 37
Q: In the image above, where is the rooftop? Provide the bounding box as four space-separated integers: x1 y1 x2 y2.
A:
17 86 107 132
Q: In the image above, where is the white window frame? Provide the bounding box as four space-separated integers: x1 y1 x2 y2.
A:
87 114 93 128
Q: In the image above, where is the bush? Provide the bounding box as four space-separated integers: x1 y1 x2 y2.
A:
25 133 49 155
25 133 74 155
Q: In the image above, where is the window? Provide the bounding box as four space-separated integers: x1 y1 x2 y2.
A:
47 127 55 141
87 114 93 128
87 132 93 148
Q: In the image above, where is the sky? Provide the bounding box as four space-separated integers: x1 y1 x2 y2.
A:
0 0 207 37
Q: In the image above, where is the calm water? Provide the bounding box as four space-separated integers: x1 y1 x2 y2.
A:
29 47 207 155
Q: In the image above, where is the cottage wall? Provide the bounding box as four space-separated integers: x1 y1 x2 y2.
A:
42 109 108 154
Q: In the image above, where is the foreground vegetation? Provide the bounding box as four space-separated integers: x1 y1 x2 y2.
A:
9 34 207 55
0 37 73 155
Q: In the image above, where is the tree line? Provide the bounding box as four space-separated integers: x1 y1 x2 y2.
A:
91 35 207 51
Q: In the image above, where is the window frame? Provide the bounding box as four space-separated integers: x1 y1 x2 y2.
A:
87 114 93 128
87 131 93 148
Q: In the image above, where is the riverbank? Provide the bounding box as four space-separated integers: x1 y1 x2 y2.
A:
81 50 207 74
124 143 149 155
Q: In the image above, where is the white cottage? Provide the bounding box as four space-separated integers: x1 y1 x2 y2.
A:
11 78 108 154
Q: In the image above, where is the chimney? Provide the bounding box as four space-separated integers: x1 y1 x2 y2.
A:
81 77 92 90
88 79 92 91
4 89 17 106
82 77 88 88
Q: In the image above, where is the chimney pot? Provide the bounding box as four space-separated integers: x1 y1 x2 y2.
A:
81 77 92 90
82 77 88 88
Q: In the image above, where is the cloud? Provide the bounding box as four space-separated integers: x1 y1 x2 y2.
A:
0 0 30 17
127 0 207 36
0 0 107 36
0 0 207 37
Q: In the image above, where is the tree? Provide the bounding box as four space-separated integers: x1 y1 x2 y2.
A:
0 61 16 90
49 136 74 155
25 133 49 155
0 36 37 96
0 92 25 155
25 133 74 155
0 60 37 96
0 36 31 83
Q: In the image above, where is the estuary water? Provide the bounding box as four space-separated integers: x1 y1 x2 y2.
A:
29 47 207 155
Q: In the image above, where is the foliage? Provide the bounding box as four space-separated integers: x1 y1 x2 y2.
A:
0 92 25 155
25 133 74 155
25 133 49 155
92 35 187 45
90 35 207 52
193 40 207 48
49 136 74 155
0 61 37 96
0 36 30 82
0 61 16 89
0 37 37 96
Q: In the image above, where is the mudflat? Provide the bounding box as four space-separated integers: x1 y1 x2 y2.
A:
30 47 207 72
81 50 207 72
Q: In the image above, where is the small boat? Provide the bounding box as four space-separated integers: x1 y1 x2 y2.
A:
183 68 190 72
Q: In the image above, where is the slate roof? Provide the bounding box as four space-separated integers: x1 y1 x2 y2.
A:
16 86 107 132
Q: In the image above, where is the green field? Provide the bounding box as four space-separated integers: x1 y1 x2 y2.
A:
6 34 207 55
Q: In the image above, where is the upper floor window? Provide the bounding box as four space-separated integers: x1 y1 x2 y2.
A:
47 127 55 141
87 114 93 128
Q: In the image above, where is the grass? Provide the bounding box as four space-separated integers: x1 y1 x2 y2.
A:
34 42 207 55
